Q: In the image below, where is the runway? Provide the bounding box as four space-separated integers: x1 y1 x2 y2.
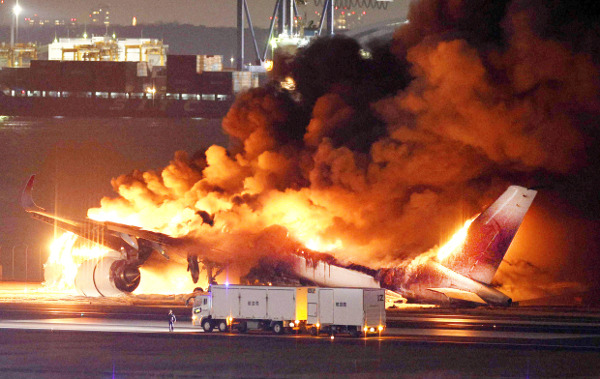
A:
1 317 600 378
1 313 599 349
1 284 600 377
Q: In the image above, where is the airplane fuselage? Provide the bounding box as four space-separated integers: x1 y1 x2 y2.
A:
390 260 512 306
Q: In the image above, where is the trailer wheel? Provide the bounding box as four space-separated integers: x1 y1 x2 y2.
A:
218 320 229 332
309 326 318 336
272 322 284 335
202 319 213 332
237 322 247 333
348 326 361 338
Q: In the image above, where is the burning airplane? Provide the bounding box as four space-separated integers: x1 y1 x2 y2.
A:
19 0 600 305
22 175 535 306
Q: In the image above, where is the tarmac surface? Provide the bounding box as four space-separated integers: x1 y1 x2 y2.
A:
1 282 600 378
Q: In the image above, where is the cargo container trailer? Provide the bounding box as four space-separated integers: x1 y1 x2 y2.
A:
306 287 386 337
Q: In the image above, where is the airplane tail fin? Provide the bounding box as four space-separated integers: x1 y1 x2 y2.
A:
21 175 46 213
440 185 537 284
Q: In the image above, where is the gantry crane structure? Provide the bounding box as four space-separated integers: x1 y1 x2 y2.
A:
236 0 391 70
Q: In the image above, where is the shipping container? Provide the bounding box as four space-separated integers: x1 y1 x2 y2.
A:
94 61 128 92
29 60 62 90
61 61 95 91
166 54 200 93
124 62 143 93
136 62 149 77
1 67 31 90
199 71 233 94
232 71 253 93
196 55 223 73
306 287 386 337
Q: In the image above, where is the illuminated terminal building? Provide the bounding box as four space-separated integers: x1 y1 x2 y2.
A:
48 37 168 66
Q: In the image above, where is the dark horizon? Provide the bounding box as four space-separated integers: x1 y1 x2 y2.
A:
0 0 408 28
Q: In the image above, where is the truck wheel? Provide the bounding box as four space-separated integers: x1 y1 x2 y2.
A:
237 322 247 333
272 322 284 335
348 326 361 338
202 319 213 332
218 320 229 332
309 326 318 336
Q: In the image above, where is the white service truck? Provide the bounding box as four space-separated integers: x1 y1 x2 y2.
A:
192 284 386 337
191 284 308 334
306 287 386 337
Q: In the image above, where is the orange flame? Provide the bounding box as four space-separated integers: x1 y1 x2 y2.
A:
43 232 109 291
43 232 202 295
400 217 476 278
436 217 475 262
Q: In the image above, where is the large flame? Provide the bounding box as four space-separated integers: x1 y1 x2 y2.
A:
396 218 475 280
436 217 475 262
43 232 109 292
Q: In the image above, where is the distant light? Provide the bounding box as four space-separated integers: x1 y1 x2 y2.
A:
263 60 274 72
132 16 137 26
225 281 229 286
281 77 296 91
13 3 22 16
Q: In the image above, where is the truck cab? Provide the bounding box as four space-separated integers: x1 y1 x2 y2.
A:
191 294 211 327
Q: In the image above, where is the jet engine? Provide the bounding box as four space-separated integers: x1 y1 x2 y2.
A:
74 251 141 297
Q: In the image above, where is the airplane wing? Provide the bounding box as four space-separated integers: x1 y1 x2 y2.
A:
21 175 172 260
23 175 235 295
428 287 487 304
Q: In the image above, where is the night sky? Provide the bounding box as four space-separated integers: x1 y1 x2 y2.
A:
0 0 408 27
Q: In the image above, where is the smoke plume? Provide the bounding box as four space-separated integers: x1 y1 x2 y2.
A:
89 0 600 297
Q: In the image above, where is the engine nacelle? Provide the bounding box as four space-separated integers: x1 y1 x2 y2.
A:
74 251 141 297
